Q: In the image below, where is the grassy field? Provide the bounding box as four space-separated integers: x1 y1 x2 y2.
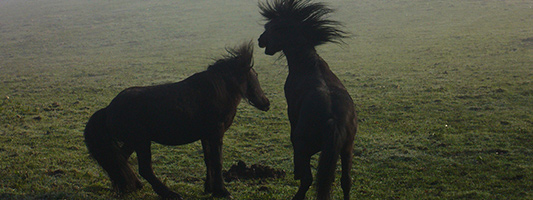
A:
1 0 532 199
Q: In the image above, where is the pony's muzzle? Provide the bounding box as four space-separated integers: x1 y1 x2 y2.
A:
258 35 266 48
258 98 270 111
258 99 270 111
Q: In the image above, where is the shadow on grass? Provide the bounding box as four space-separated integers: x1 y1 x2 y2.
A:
0 193 83 200
0 191 218 200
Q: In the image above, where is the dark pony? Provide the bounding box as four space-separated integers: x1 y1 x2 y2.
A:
258 0 356 200
84 41 269 199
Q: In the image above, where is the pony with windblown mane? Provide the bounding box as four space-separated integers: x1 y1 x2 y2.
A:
258 0 357 199
84 41 269 199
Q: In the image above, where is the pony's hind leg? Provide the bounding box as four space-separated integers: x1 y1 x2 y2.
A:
292 141 313 200
119 142 134 159
135 141 182 200
340 141 354 200
119 142 143 190
84 109 140 194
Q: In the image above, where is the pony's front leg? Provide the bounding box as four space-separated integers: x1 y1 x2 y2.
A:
205 137 232 198
201 139 213 194
135 141 183 200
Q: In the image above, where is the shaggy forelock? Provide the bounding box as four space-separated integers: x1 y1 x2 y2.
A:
208 41 254 73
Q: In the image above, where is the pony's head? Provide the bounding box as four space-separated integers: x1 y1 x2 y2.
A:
258 0 348 55
208 41 270 111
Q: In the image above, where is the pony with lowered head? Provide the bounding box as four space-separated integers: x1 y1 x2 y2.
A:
258 0 357 199
84 41 269 199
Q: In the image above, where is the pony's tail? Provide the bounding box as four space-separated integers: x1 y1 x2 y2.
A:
84 108 141 193
316 119 344 200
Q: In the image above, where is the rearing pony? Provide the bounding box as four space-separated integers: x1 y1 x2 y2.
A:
84 41 269 199
258 0 357 199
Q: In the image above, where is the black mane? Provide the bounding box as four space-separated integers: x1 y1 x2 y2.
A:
208 41 253 73
259 0 348 46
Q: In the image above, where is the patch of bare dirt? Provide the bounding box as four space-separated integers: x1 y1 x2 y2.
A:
223 160 285 182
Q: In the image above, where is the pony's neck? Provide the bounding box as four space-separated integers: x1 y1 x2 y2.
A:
283 46 343 91
207 71 243 104
223 75 245 99
283 46 322 73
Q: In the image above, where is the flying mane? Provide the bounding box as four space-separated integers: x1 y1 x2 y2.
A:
259 0 348 47
207 41 254 73
200 41 254 101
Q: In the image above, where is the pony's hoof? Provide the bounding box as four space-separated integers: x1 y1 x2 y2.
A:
291 192 306 200
291 195 305 200
162 191 183 200
212 188 232 199
204 183 212 194
156 190 183 200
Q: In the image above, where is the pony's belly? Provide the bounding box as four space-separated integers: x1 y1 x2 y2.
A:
153 138 198 146
151 129 205 146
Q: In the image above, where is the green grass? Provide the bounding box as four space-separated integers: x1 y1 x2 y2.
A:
1 0 532 199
